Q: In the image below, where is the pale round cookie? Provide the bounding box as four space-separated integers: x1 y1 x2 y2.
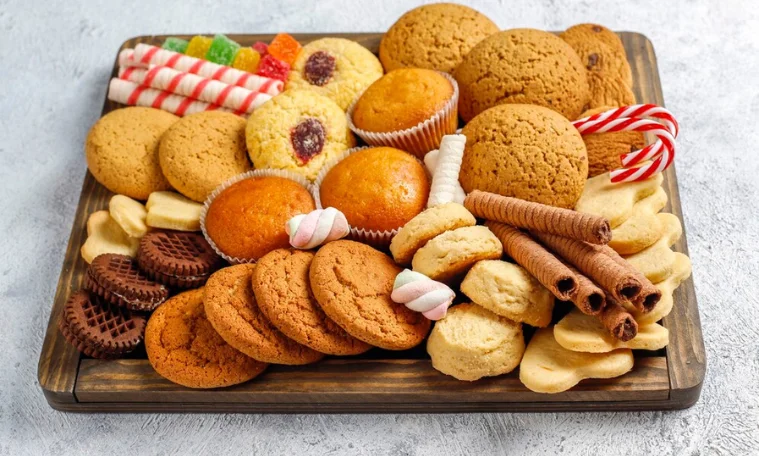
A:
159 111 251 202
145 288 268 389
85 107 177 200
459 104 588 209
309 240 431 350
287 38 384 111
379 3 500 73
252 249 372 356
427 303 524 381
453 29 590 122
411 225 502 283
389 203 476 265
203 264 324 365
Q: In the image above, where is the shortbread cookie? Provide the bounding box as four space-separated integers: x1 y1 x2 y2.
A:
427 303 524 381
631 252 692 325
554 308 669 353
252 249 372 356
310 240 431 350
109 195 148 238
623 213 683 282
412 226 503 283
145 191 203 232
519 328 634 393
575 172 664 228
83 253 168 312
609 187 668 255
389 203 476 265
578 106 646 177
204 264 324 365
145 288 268 389
159 111 251 202
85 107 176 199
81 210 140 264
460 260 554 328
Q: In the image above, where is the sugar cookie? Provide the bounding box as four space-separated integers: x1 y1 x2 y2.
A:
412 226 502 283
81 211 140 264
145 191 203 232
623 213 683 282
554 308 669 353
109 195 148 238
630 252 692 325
575 172 663 228
609 187 668 255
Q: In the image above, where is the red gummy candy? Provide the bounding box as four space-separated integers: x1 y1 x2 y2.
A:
252 41 269 57
256 54 290 81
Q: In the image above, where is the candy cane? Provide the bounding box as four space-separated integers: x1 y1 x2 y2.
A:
108 78 236 117
573 104 679 137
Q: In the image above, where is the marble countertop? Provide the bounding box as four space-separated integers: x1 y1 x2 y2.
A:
1 0 757 454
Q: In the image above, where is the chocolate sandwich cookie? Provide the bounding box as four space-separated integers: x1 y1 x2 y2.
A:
83 253 169 311
137 230 223 289
58 290 147 359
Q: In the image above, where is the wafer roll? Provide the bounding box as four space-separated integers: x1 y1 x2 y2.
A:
600 245 661 313
465 191 611 244
485 221 577 300
532 232 642 304
562 263 606 315
599 298 639 341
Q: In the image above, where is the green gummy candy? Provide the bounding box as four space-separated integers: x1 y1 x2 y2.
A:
162 37 189 53
205 34 240 66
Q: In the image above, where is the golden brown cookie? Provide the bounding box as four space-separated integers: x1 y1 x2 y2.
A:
309 240 431 350
159 111 251 202
411 226 503 283
454 29 590 122
459 104 588 209
85 107 176 199
203 264 325 365
579 106 646 177
252 249 372 356
145 288 268 389
379 3 500 73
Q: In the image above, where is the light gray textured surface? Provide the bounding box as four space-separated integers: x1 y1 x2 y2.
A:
1 0 758 454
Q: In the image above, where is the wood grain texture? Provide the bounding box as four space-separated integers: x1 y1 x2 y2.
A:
37 32 704 413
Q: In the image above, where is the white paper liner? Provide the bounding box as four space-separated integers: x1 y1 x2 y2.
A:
200 169 317 264
346 72 460 159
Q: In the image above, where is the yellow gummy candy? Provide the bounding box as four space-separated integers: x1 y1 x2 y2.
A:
185 36 213 59
232 47 261 73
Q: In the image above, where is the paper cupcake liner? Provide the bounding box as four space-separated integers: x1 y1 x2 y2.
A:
200 169 317 264
346 72 460 160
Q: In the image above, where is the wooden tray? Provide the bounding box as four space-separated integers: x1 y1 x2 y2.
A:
38 32 705 413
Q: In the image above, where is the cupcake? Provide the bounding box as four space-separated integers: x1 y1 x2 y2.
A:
317 147 430 244
287 38 384 111
348 69 458 159
245 89 356 181
380 3 500 73
203 174 316 262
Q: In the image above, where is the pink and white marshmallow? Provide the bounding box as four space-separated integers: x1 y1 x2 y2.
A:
391 269 455 321
286 207 350 250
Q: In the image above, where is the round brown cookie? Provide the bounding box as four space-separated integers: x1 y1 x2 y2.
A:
85 107 176 200
379 3 500 73
83 253 169 311
137 230 223 289
459 104 588 209
58 290 146 359
309 240 431 350
453 29 590 122
159 111 251 202
579 106 646 177
145 288 268 389
252 249 372 356
203 264 325 365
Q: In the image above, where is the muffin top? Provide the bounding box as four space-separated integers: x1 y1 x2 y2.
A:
204 176 316 261
319 147 430 232
379 3 500 73
351 69 453 133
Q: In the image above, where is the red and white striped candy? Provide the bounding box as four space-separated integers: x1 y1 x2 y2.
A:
108 78 235 117
119 65 271 115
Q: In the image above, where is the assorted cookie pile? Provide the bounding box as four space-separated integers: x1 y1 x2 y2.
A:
61 3 691 393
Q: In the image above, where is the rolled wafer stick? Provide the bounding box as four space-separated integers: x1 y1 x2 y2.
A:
108 78 236 117
485 221 577 301
599 245 661 313
531 231 642 305
464 190 612 244
561 263 606 315
599 298 639 341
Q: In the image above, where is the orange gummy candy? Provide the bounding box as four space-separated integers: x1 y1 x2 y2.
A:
267 33 302 66
232 48 261 73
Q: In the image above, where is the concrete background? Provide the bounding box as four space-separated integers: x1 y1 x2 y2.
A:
1 0 758 454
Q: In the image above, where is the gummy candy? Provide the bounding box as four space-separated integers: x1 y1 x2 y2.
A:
205 34 240 66
252 41 269 57
162 37 189 54
256 54 290 81
267 33 301 66
232 48 261 73
185 36 213 59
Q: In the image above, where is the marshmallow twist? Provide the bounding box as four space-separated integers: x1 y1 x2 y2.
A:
391 269 455 321
286 207 350 250
425 134 467 207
